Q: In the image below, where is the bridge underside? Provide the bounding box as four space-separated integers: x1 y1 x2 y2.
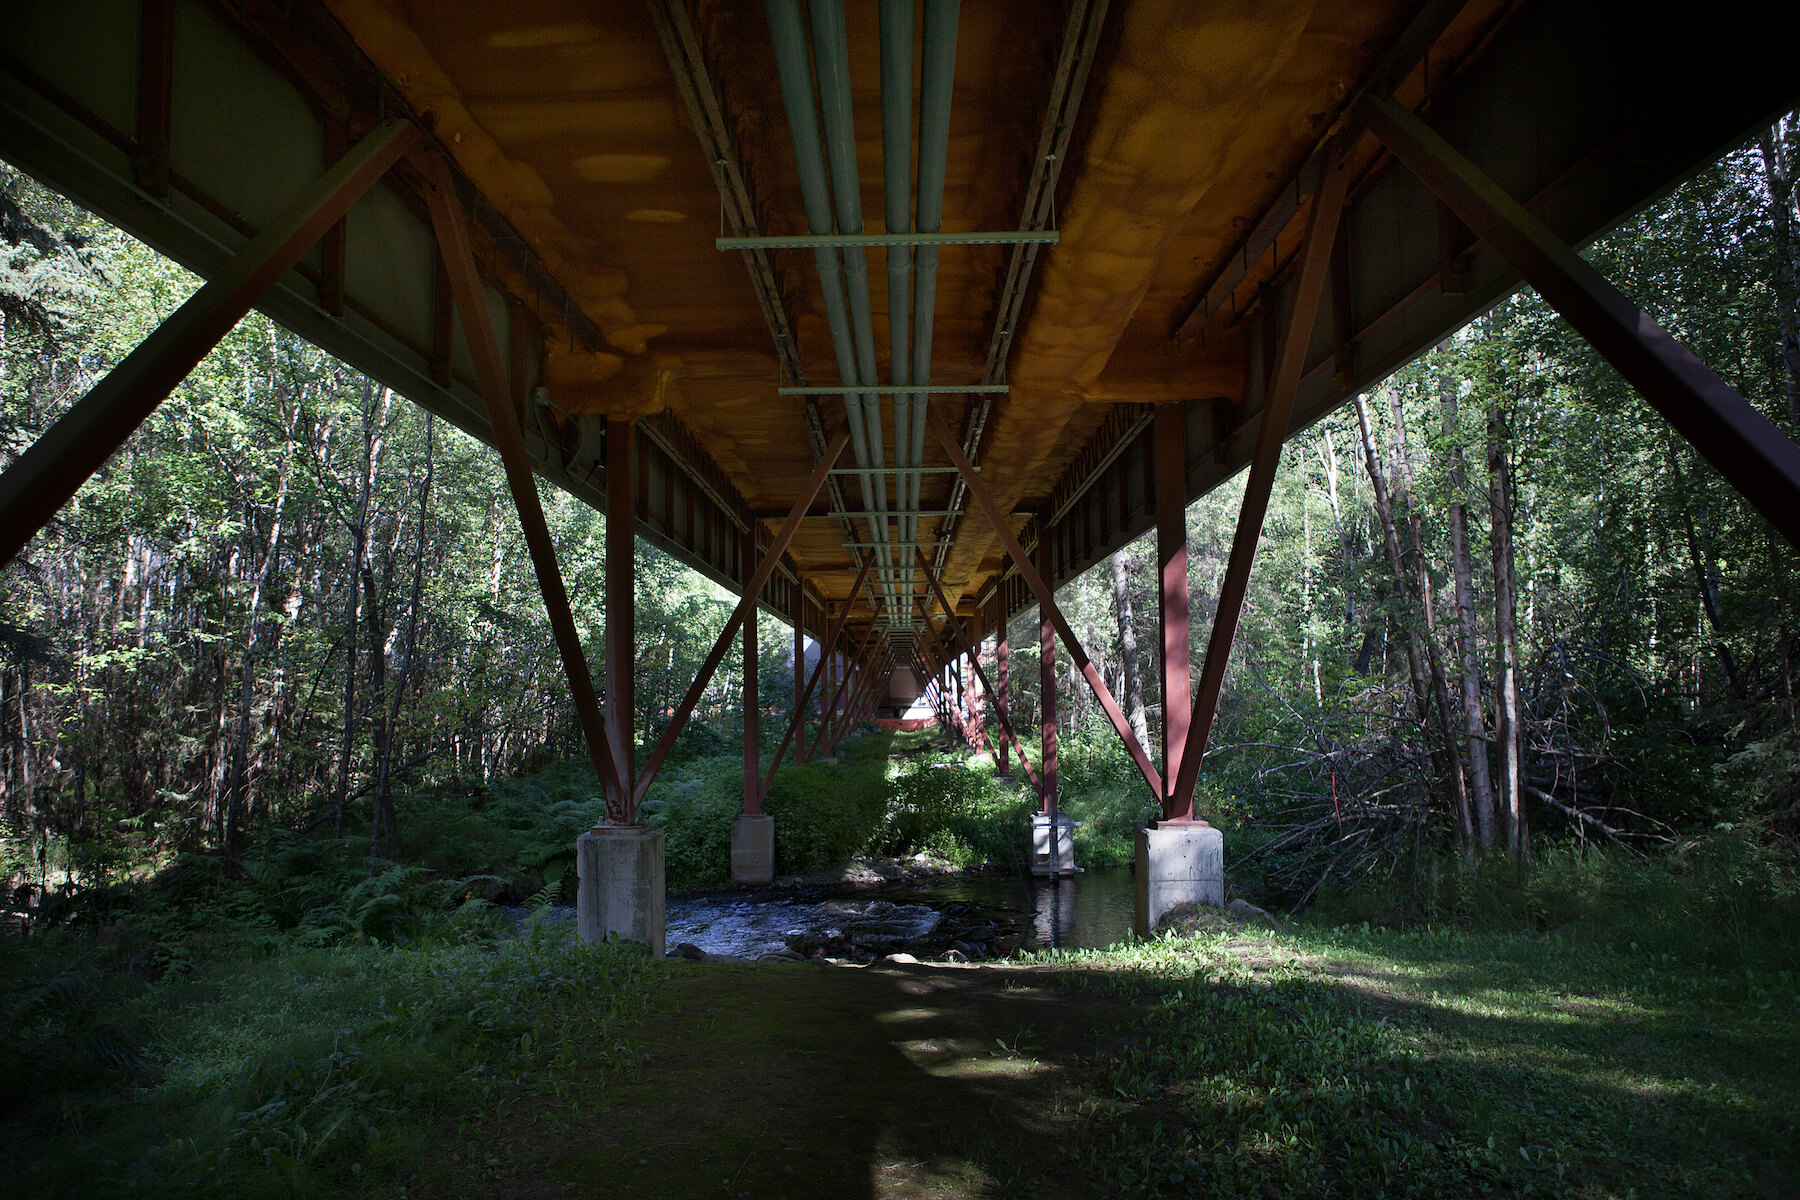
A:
4 0 1799 858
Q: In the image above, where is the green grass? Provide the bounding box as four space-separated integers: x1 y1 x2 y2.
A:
1036 918 1798 1198
2 920 661 1199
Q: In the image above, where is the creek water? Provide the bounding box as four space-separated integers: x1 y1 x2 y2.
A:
663 866 1136 960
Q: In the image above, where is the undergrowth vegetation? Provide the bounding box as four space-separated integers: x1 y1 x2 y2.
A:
1047 905 1798 1199
3 915 658 1198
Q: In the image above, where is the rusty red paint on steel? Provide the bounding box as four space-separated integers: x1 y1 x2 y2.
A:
914 555 1043 796
991 592 1011 776
1359 93 1800 552
927 408 1164 800
917 603 1043 798
759 556 874 799
605 416 638 816
0 120 419 568
1172 141 1351 818
1155 402 1195 819
633 431 850 807
741 525 761 815
809 626 880 759
421 149 628 817
793 593 808 765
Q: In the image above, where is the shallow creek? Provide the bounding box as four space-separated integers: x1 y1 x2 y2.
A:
660 866 1137 962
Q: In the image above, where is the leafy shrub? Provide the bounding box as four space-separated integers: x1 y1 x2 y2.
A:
873 758 1034 868
638 754 743 890
1062 783 1157 868
1310 829 1800 973
762 758 889 875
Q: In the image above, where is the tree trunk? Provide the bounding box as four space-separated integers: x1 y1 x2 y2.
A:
1441 367 1497 846
224 419 295 855
1108 549 1150 751
1315 427 1361 661
1355 391 1476 854
1756 116 1800 423
1488 398 1527 863
1669 444 1747 702
333 382 391 830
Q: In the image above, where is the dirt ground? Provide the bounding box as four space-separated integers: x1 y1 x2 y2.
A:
453 959 1148 1200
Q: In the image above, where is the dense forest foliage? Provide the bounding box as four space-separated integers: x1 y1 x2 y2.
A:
3 112 1799 913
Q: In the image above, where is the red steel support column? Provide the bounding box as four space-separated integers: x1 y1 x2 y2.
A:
915 584 1043 796
0 120 419 567
421 151 625 816
929 409 1163 797
794 594 808 764
632 432 847 804
605 417 638 818
742 527 761 815
992 593 1011 775
1038 533 1059 816
1171 140 1350 814
1358 94 1800 550
760 556 873 798
1155 402 1195 819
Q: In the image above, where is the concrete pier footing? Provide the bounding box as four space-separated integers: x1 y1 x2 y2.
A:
730 813 775 885
1030 811 1081 875
576 825 665 956
1133 822 1224 936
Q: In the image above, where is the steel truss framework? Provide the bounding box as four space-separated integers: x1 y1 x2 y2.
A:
1 0 1797 834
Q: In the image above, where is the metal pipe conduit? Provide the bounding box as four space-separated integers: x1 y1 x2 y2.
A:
910 0 959 562
765 0 893 625
880 0 914 555
808 0 900 628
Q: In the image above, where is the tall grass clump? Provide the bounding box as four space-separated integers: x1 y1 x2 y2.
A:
1 917 660 1198
1308 827 1800 974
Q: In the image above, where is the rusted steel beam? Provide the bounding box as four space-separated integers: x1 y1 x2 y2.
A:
793 593 808 764
0 119 419 568
742 526 761 815
319 118 348 317
418 148 625 815
1154 402 1194 819
809 626 879 759
634 431 851 806
915 586 1043 797
132 0 174 199
991 592 1011 774
1037 533 1059 815
1358 93 1800 550
605 416 638 817
928 409 1164 798
1171 141 1352 818
760 557 873 798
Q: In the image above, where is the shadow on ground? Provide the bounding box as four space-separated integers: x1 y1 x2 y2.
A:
486 960 1139 1199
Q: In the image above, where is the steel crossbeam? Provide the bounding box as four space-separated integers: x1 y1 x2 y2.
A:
633 430 851 807
760 557 874 799
0 119 419 567
1357 93 1800 550
1169 139 1351 818
928 408 1164 799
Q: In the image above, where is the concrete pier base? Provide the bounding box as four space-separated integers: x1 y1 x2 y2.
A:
1030 810 1081 875
576 825 665 956
730 813 775 885
1133 822 1224 937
